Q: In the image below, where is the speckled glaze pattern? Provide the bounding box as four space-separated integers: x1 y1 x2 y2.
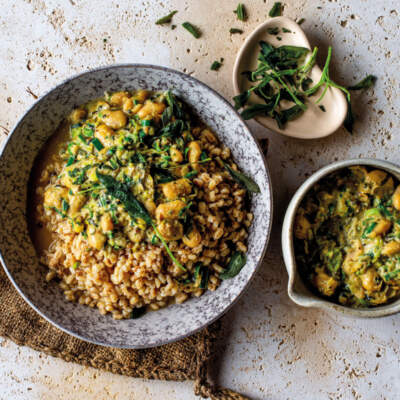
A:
0 64 272 349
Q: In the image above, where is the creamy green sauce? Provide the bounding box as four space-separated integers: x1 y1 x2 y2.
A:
295 166 400 307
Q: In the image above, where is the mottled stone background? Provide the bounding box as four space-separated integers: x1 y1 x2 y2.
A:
0 0 399 399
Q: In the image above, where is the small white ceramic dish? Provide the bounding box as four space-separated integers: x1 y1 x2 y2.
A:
282 158 400 318
232 16 348 139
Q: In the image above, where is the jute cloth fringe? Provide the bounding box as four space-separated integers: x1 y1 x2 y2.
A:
0 267 249 399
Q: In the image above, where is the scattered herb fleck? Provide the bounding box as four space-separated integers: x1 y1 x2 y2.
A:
269 2 283 17
234 3 247 21
267 27 280 35
155 10 178 25
348 75 377 90
210 58 224 71
230 28 243 34
182 22 201 38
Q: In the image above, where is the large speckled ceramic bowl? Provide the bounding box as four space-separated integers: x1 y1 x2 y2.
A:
282 158 400 318
0 64 272 348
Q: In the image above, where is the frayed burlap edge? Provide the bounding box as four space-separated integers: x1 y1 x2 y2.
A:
0 266 249 399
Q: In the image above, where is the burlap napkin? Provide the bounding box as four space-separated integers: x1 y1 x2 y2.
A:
0 266 248 399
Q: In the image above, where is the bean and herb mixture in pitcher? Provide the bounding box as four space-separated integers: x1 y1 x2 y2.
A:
294 166 400 307
30 89 259 319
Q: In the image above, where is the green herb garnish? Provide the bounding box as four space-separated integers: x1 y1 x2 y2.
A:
182 22 201 38
96 172 186 271
319 105 326 112
62 199 69 212
297 18 305 25
194 263 209 289
141 119 152 126
220 251 247 279
210 59 223 71
235 41 376 131
155 10 178 25
267 27 280 35
230 28 243 34
91 137 104 151
234 3 247 21
184 170 198 179
362 222 377 238
224 163 260 193
233 91 251 109
348 75 377 90
384 270 400 281
269 2 283 17
66 156 75 166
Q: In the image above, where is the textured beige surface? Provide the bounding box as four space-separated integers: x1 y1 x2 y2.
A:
1 0 400 399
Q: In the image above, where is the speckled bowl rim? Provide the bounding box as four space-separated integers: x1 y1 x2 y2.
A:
0 63 273 347
282 158 400 318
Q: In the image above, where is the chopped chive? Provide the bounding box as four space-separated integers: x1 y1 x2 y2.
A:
297 18 305 25
72 261 80 270
184 146 190 160
62 199 69 212
269 2 283 17
139 130 146 142
194 263 209 289
267 27 280 35
67 143 75 155
141 119 152 126
282 27 291 33
78 134 86 144
109 158 118 170
229 28 243 34
182 22 201 38
362 222 377 238
184 170 198 179
319 105 326 112
234 3 247 21
91 137 104 151
200 151 208 161
155 10 178 25
210 60 223 71
151 234 159 245
66 156 75 166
